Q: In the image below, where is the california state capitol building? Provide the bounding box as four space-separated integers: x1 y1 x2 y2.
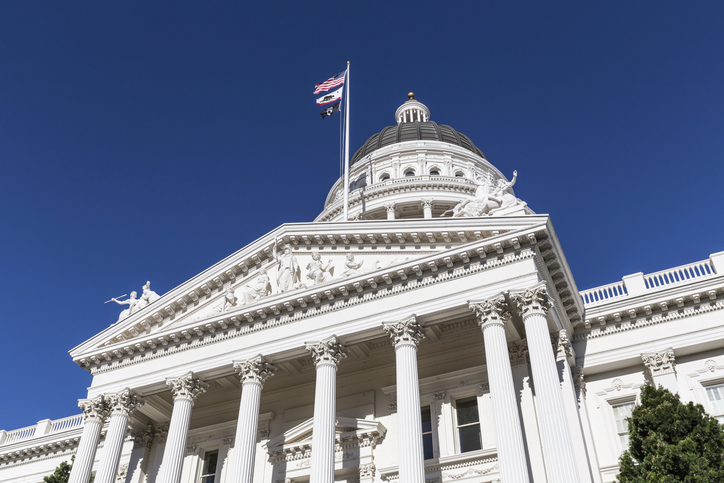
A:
2 94 724 483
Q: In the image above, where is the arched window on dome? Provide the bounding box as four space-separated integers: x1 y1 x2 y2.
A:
454 170 465 178
429 167 441 176
404 168 416 177
379 172 391 182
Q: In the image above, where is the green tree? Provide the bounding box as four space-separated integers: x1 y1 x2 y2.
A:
617 384 724 482
44 455 73 483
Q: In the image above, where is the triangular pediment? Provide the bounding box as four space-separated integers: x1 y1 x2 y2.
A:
71 215 573 369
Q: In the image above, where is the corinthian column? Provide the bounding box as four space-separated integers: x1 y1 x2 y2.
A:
306 337 347 483
69 396 108 483
157 372 208 483
383 315 426 483
95 389 143 483
510 286 578 483
230 356 276 483
469 297 530 483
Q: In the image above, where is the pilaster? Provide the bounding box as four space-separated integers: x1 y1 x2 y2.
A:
642 348 678 394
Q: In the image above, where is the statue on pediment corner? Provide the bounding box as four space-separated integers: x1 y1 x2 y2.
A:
275 245 301 293
136 281 160 312
111 291 139 321
307 251 334 285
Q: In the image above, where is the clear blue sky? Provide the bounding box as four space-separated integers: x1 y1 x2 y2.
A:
1 2 723 431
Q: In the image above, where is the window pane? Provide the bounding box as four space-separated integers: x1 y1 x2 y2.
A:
423 433 434 460
612 402 634 433
456 397 480 426
707 385 724 416
206 451 218 475
458 425 482 453
421 406 432 433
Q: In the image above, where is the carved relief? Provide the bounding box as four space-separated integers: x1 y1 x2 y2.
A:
642 348 676 377
341 254 364 278
383 316 426 347
440 171 521 218
275 245 302 293
166 372 209 404
306 337 347 368
233 356 276 386
508 341 529 366
306 251 334 285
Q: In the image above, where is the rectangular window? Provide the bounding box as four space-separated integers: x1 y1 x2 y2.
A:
421 406 434 460
612 402 635 450
706 384 724 423
455 397 482 453
199 450 218 483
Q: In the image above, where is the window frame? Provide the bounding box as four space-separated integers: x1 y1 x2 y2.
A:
452 396 483 454
197 448 220 483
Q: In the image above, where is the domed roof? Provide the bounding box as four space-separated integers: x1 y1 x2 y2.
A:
350 94 485 165
351 121 485 165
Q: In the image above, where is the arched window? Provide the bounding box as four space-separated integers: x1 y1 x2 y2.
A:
454 170 465 178
404 168 416 177
429 168 440 176
379 173 391 182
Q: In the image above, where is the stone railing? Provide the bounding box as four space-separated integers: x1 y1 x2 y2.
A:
0 414 84 446
580 252 724 308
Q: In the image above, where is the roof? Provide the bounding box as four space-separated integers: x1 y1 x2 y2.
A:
350 121 485 165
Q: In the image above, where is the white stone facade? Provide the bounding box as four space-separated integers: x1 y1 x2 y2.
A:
2 98 723 483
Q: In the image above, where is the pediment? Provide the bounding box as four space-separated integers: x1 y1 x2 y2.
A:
71 216 574 369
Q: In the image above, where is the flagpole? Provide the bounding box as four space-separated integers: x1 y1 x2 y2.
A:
343 61 351 222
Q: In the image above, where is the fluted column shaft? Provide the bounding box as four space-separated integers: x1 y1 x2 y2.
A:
95 389 143 483
231 357 276 483
470 299 530 483
384 316 426 483
512 287 579 483
307 337 347 483
69 396 107 483
157 373 208 483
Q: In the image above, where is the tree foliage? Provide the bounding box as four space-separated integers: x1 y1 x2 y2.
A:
617 384 724 482
44 455 73 483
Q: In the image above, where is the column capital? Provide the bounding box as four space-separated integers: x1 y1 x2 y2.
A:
552 330 575 364
306 336 347 368
383 315 426 348
106 388 144 416
420 198 433 208
78 395 108 422
131 425 155 449
641 348 676 376
166 372 209 404
510 285 551 317
469 295 510 329
233 356 276 386
384 202 396 213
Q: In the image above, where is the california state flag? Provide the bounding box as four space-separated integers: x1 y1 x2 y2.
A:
316 87 343 106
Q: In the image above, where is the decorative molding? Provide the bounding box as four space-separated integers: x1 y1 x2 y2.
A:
641 348 676 377
166 372 209 404
383 315 426 348
233 356 276 386
553 330 575 364
306 336 347 368
360 463 376 478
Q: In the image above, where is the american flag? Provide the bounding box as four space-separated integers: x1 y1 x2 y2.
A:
313 72 345 95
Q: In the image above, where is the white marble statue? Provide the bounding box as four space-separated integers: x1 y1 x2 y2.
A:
441 170 519 217
240 273 272 305
222 286 238 312
111 291 139 321
276 246 301 293
135 281 160 312
341 254 364 277
306 251 334 285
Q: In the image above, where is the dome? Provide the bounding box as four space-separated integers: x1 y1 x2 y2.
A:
350 95 485 165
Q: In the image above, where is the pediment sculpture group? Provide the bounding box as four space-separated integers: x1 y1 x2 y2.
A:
442 170 521 218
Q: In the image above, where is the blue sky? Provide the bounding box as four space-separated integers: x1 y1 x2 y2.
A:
1 2 723 431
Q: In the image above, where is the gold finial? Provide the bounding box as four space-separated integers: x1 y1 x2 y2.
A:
408 92 415 100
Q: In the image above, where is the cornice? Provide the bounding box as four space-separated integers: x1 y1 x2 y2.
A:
78 228 549 375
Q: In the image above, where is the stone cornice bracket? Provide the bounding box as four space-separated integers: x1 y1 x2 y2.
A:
510 285 552 318
106 388 144 416
166 372 209 405
78 395 108 422
469 295 510 329
641 348 676 377
383 315 426 348
306 336 348 369
233 355 277 387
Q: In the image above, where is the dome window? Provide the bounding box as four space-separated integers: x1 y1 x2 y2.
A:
379 173 391 182
430 168 440 176
404 168 416 177
454 170 465 178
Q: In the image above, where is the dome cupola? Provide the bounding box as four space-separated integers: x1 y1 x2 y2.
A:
395 92 430 124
